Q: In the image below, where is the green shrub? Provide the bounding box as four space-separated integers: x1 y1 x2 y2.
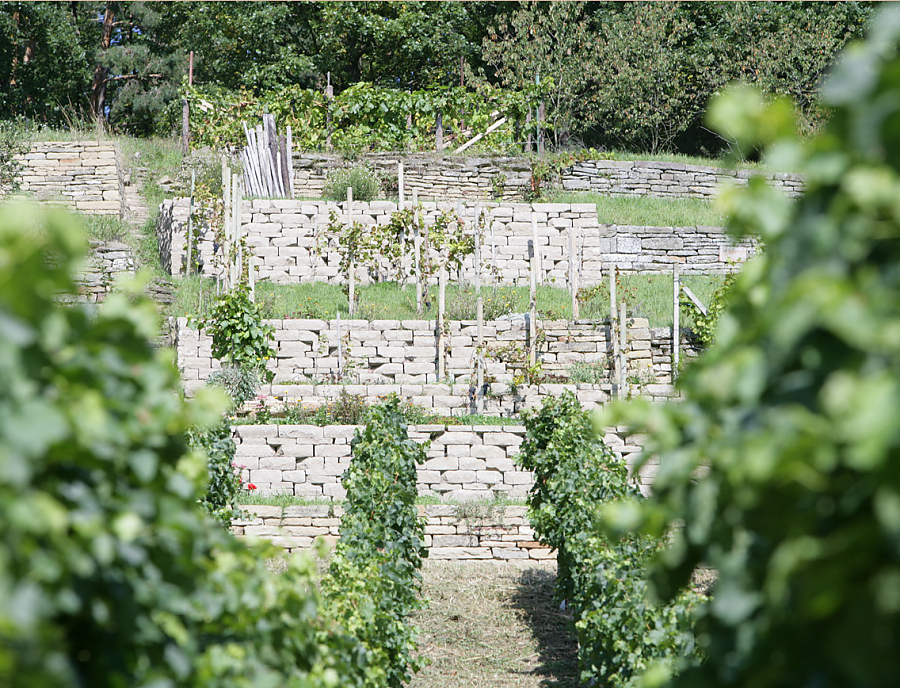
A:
566 360 610 384
518 392 701 687
322 397 428 687
0 121 26 193
206 363 261 408
682 270 737 348
323 164 383 202
0 204 362 687
196 282 275 382
189 421 243 527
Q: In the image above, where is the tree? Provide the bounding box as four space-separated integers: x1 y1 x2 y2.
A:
605 6 900 686
481 0 599 148
0 2 92 124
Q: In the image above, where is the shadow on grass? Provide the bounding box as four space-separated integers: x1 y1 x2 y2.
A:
512 566 581 688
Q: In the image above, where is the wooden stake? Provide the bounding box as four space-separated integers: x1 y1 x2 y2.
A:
568 229 577 319
187 168 195 276
286 124 294 198
223 162 231 290
398 161 405 210
529 239 537 367
347 187 355 316
438 267 446 380
620 300 627 395
476 295 484 414
610 264 619 398
673 266 680 378
531 210 541 285
413 189 422 315
436 111 443 154
473 203 481 294
336 312 343 378
249 257 256 302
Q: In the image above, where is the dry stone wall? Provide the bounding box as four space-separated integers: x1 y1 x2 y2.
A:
294 152 531 201
234 503 553 560
290 153 803 202
157 197 755 283
73 241 136 303
562 159 804 199
13 141 124 217
174 316 669 397
232 423 649 501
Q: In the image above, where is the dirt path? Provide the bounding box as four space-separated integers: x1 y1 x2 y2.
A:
410 560 579 688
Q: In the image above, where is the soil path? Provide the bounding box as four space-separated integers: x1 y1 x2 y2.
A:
411 560 579 688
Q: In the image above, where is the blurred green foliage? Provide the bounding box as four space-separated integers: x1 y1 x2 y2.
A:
0 204 367 686
605 7 900 687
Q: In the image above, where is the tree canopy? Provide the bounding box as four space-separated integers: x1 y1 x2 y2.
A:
0 1 875 153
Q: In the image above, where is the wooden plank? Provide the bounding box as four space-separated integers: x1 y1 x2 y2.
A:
453 117 507 154
682 285 708 316
285 125 294 198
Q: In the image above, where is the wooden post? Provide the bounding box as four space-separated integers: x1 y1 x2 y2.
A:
436 111 443 154
413 189 422 315
187 168 195 276
249 257 256 302
398 161 405 210
234 173 242 287
285 124 294 198
474 203 484 413
223 162 231 290
347 186 355 316
181 52 193 156
568 229 578 319
620 300 628 394
531 209 541 285
673 266 680 378
610 264 619 398
529 239 537 367
438 267 446 380
336 312 343 378
325 72 333 151
476 295 484 414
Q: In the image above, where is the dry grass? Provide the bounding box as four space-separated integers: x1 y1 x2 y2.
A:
410 560 579 688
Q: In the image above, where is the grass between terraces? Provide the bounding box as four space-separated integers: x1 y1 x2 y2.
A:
410 561 579 688
171 275 724 329
545 190 728 227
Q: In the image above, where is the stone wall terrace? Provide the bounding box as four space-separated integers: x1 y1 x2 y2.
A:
234 504 553 561
290 153 804 202
174 316 667 396
13 141 124 217
158 198 756 282
232 423 650 501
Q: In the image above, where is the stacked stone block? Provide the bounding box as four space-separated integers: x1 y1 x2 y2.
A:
233 423 648 501
233 504 553 560
175 316 666 397
14 141 124 217
74 241 136 303
561 159 804 199
289 154 803 202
